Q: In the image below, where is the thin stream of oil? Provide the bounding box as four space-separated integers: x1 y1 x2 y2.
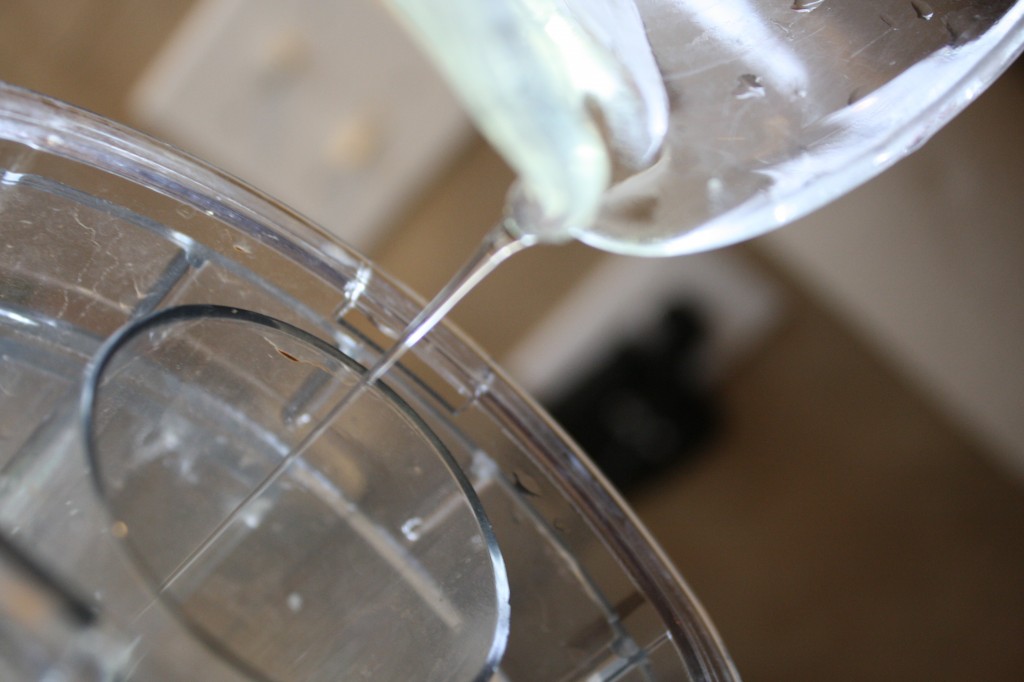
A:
155 0 666 595
157 221 533 594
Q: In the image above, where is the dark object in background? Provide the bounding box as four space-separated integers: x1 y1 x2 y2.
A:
546 304 719 492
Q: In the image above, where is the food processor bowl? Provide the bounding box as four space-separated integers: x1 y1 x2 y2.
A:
0 82 737 682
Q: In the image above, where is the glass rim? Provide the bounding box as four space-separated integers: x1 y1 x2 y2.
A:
0 81 739 681
79 303 511 682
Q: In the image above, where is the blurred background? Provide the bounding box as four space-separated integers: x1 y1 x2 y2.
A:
2 0 1022 679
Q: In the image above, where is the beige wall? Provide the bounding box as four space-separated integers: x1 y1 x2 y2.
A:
759 70 1024 477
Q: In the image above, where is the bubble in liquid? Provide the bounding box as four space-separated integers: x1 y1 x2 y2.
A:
791 0 825 13
734 74 766 100
911 0 934 20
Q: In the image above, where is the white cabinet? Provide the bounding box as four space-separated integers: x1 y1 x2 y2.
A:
131 0 471 251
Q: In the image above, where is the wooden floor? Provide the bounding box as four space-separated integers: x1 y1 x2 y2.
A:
2 3 1023 680
630 250 1024 680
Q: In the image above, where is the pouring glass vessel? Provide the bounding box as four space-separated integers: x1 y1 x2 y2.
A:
339 0 1024 405
386 0 1024 254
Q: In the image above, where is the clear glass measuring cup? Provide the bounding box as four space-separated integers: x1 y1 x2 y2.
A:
350 0 1024 401
385 0 1024 254
0 82 737 680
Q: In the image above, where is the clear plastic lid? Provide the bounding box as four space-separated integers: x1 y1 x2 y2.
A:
0 82 737 680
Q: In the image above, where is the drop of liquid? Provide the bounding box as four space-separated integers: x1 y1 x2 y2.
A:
401 517 424 542
911 0 934 20
848 86 871 105
287 592 303 613
512 471 542 497
734 74 766 100
706 177 725 205
241 496 273 529
944 13 983 46
791 0 825 13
